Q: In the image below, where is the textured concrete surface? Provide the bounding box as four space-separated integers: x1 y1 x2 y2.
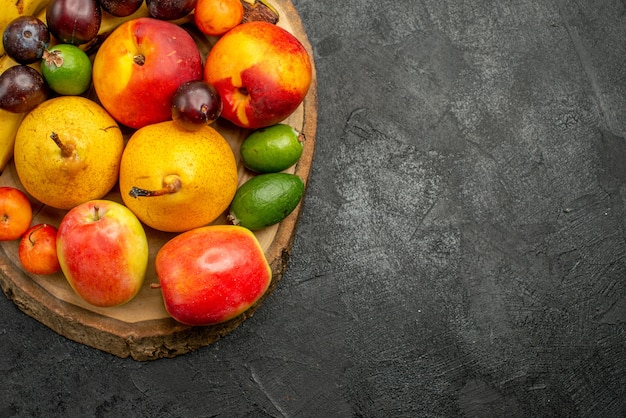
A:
1 0 625 416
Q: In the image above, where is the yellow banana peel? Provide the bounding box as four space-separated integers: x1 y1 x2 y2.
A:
97 3 151 35
33 2 151 37
0 109 25 172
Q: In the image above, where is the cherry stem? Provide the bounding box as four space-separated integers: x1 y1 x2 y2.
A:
50 132 75 158
129 176 182 198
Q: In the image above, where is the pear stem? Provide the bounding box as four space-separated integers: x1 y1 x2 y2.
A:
129 175 182 198
50 132 75 158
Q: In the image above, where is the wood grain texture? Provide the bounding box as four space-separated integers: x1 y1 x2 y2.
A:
0 0 317 361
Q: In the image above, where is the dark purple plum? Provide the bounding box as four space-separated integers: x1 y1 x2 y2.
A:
0 65 48 113
171 80 222 131
146 0 197 20
98 0 143 17
46 0 102 45
2 16 51 64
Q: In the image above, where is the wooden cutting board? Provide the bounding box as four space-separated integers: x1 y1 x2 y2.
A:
0 0 317 361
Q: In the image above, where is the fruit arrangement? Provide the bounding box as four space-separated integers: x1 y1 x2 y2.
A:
0 0 315 357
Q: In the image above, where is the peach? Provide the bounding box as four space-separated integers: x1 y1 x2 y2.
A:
92 17 203 129
204 21 312 129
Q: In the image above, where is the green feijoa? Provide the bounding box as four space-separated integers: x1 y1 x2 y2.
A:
228 173 305 230
41 44 92 96
240 123 304 173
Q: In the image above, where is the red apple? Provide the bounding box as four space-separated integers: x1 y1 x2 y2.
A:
18 224 61 275
204 21 312 129
92 17 203 129
56 200 149 307
155 225 272 326
0 186 32 241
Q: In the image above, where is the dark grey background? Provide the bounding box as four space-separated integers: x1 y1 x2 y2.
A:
2 0 625 416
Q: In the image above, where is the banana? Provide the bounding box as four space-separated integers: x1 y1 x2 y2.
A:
32 1 150 34
33 3 152 55
0 0 51 173
8 0 196 57
98 3 151 35
0 109 24 172
0 54 31 172
0 0 52 57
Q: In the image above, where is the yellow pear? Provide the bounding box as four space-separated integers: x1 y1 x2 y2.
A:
13 96 124 210
119 121 238 233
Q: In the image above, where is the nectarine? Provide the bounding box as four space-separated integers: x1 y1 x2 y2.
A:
92 17 203 129
204 21 312 129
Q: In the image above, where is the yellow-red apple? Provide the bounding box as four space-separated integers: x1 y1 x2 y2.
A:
0 186 32 241
204 21 312 129
56 200 149 307
155 225 272 326
18 224 61 275
92 17 203 129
